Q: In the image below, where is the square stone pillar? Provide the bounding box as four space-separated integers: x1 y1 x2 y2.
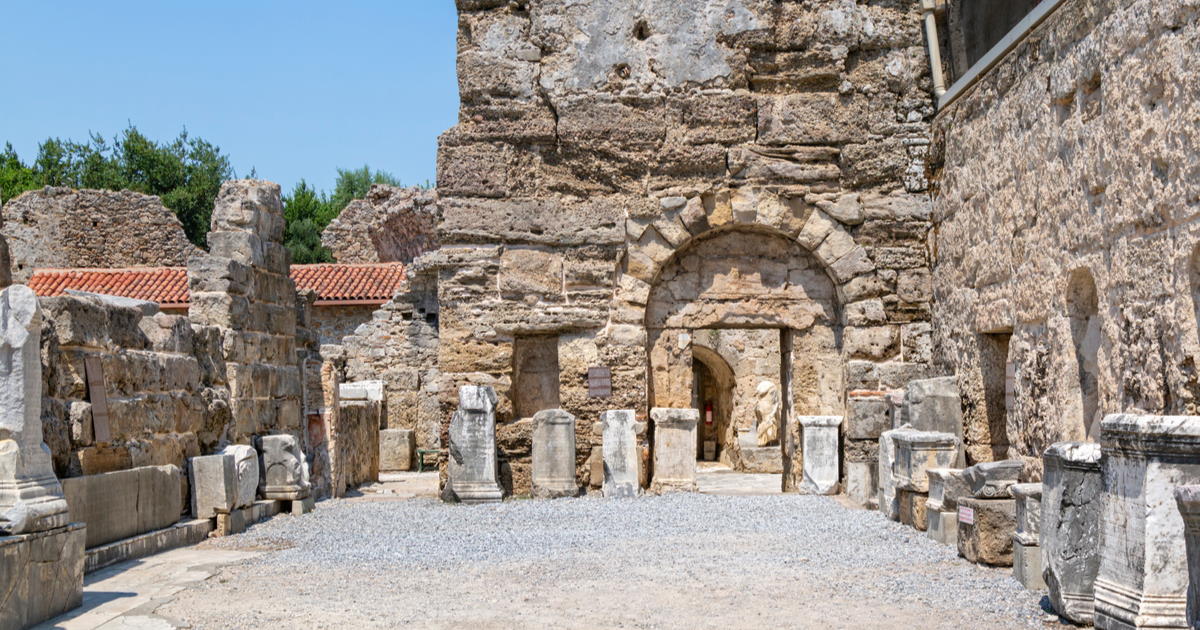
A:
1041 441 1103 624
799 415 841 495
927 468 968 546
1174 486 1200 630
650 408 698 494
532 409 578 499
1010 483 1044 590
444 385 503 504
602 410 639 498
878 424 915 520
190 454 236 519
1094 414 1200 630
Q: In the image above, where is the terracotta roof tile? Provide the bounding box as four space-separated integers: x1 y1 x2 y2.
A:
28 262 405 307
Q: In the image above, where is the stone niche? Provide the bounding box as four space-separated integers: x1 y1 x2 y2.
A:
512 335 560 420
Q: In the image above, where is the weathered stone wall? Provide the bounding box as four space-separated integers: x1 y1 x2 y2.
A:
929 0 1200 473
309 305 377 346
39 294 229 480
2 187 199 282
436 0 936 493
321 185 440 264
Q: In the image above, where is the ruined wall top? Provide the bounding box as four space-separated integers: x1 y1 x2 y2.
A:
1 187 200 282
321 185 440 264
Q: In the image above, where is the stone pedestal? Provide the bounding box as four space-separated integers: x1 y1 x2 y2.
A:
963 459 1022 499
1041 441 1103 624
379 428 416 472
532 409 578 499
0 285 70 535
878 424 915 520
0 523 85 630
1011 483 1044 590
893 431 958 493
257 434 312 501
445 385 503 504
1094 414 1200 630
898 489 929 530
650 408 699 494
1174 486 1200 630
190 454 236 519
957 497 1015 566
928 510 957 545
799 415 841 495
221 444 260 508
927 468 969 513
602 410 639 498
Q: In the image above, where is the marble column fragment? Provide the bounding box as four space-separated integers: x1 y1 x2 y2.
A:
257 434 311 501
963 459 1022 499
602 410 639 498
220 444 260 508
1041 441 1102 624
532 409 578 499
0 285 70 535
1011 483 1044 590
1094 415 1200 630
1174 486 1200 630
650 408 699 494
445 385 503 504
800 416 841 495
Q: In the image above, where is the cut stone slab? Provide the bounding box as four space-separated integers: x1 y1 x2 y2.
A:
602 410 639 498
379 428 416 472
926 468 969 512
846 391 890 440
963 459 1022 499
878 424 915 520
893 430 958 492
61 465 182 549
928 510 957 546
957 497 1015 566
215 499 281 536
257 434 311 501
845 460 878 509
1094 414 1200 630
1174 485 1200 630
189 454 236 519
220 444 259 508
800 415 841 495
84 518 212 575
902 377 964 445
739 445 783 473
1041 441 1103 625
532 409 578 499
1013 539 1045 591
0 522 85 630
1010 483 1041 546
898 489 928 531
445 385 503 504
0 285 70 535
650 408 699 494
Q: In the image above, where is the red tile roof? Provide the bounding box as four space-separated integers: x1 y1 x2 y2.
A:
28 262 405 307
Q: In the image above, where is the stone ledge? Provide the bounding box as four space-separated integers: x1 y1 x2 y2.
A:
85 518 212 574
0 523 85 630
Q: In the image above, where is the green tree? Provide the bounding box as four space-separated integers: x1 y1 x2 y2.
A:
282 180 334 264
327 165 401 221
0 143 38 204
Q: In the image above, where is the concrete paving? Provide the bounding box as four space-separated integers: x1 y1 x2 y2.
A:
696 462 783 495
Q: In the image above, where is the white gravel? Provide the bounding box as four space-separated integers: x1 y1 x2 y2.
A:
165 494 1058 629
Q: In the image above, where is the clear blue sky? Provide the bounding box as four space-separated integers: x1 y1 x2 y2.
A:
0 1 459 193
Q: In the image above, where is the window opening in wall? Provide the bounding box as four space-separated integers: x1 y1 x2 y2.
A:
980 331 1012 461
1066 269 1101 439
512 335 560 419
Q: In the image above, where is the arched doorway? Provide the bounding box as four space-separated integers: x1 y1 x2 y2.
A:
691 343 735 462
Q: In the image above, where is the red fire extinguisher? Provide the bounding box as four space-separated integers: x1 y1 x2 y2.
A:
705 402 714 425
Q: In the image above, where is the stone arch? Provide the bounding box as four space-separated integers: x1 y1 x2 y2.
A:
1065 268 1101 439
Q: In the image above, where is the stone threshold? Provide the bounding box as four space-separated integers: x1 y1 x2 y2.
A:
85 518 213 574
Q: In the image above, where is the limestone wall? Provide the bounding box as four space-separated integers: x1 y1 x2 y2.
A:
929 0 1200 472
321 185 440 264
2 187 200 283
436 0 936 493
309 305 376 346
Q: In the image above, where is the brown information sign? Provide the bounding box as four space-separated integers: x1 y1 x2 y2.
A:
587 367 612 398
83 355 112 443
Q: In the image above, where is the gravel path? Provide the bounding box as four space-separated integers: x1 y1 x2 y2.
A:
161 493 1056 629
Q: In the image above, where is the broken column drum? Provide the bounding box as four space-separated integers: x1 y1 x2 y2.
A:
1093 414 1200 630
800 416 841 495
531 409 578 499
1041 441 1103 625
602 410 639 498
257 434 312 501
650 408 699 494
446 385 503 504
1010 483 1044 591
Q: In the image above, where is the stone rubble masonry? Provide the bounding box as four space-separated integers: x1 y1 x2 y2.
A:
61 465 181 549
531 409 579 499
602 410 639 498
1094 414 1200 630
220 444 259 509
257 434 312 501
650 408 699 494
379 428 416 472
1174 486 1200 630
0 522 85 630
799 415 840 495
0 284 71 535
1010 483 1045 591
957 497 1016 567
1041 441 1103 625
963 460 1022 499
892 430 958 493
1 187 199 283
445 385 503 504
929 0 1200 471
321 185 440 264
189 454 235 519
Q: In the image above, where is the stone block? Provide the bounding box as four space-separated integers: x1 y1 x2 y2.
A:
926 468 969 512
189 454 235 519
61 465 182 549
739 446 783 473
0 523 85 630
963 459 1022 499
445 385 503 504
1010 483 1041 547
800 416 841 494
1174 486 1200 630
650 408 699 494
379 429 416 472
898 489 928 531
84 518 211 575
893 430 958 492
878 424 915 520
957 497 1015 566
602 410 639 498
902 377 963 444
1041 441 1103 625
532 409 578 499
258 434 312 501
845 460 878 509
845 392 890 440
1094 415 1200 630
1013 540 1046 591
220 444 259 509
928 510 957 546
